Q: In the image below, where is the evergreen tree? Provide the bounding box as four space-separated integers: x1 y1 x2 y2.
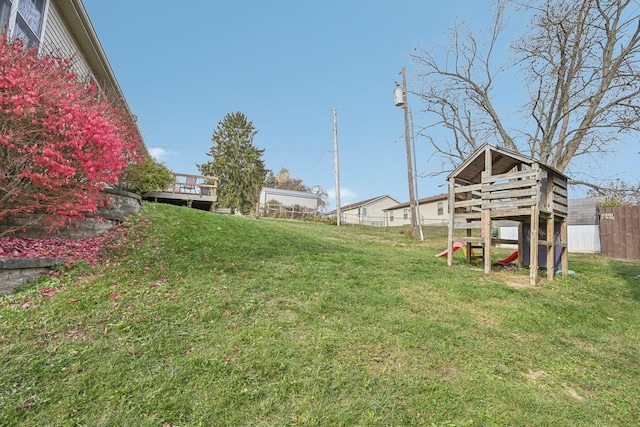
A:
198 112 267 214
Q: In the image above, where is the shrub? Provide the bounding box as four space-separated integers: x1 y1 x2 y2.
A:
0 35 142 236
117 157 174 195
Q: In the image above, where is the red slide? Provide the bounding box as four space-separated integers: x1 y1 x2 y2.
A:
435 241 466 257
497 250 518 264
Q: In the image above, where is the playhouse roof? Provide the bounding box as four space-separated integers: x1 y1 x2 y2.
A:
447 143 569 184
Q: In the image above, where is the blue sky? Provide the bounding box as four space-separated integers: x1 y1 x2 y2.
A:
83 1 637 210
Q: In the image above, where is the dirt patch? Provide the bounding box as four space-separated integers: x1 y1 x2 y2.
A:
562 384 585 402
358 235 407 247
499 273 539 289
525 369 546 380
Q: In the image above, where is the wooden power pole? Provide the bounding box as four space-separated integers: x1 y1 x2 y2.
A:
399 67 419 238
333 109 341 226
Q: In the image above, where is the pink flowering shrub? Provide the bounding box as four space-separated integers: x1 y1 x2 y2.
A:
0 35 142 236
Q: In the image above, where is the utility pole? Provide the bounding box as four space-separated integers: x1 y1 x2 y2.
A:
333 109 341 226
397 67 419 239
409 108 424 240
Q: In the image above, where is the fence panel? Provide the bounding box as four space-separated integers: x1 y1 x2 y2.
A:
598 206 640 259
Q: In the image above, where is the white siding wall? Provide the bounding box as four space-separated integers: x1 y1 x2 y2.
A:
568 225 600 253
259 189 318 210
386 207 411 226
418 201 449 226
498 227 519 249
499 225 601 253
40 2 92 80
342 197 397 227
262 194 317 210
387 200 450 227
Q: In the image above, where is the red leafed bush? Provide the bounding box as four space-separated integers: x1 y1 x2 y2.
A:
0 35 143 236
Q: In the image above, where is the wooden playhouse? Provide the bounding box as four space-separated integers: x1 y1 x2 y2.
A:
446 144 569 284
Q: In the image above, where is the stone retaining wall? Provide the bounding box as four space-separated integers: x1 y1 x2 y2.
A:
0 257 67 295
0 188 141 239
0 189 141 294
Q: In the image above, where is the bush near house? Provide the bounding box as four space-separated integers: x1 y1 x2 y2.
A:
116 157 174 195
0 35 142 236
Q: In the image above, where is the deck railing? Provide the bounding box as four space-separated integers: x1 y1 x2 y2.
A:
169 173 218 197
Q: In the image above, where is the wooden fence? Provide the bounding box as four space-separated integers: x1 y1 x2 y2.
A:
598 206 640 259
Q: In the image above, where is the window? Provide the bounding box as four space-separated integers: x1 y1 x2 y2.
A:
361 207 367 217
437 202 444 216
403 209 409 220
3 0 46 48
390 212 394 222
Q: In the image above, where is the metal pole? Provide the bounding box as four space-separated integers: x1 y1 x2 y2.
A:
401 67 419 239
333 109 341 226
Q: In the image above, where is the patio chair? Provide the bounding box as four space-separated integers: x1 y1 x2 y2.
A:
180 176 198 194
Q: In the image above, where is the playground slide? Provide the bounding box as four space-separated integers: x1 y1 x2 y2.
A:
435 241 466 257
497 250 518 264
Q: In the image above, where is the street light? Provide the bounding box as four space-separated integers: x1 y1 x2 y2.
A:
395 67 421 239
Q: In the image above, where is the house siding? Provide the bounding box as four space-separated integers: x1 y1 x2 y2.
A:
386 195 450 227
567 197 601 225
40 2 91 80
339 196 398 227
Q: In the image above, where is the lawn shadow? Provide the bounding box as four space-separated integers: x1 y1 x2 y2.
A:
606 257 640 301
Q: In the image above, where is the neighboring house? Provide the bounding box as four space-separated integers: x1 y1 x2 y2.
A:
0 0 145 152
328 195 400 227
259 187 319 213
499 197 602 253
384 193 449 227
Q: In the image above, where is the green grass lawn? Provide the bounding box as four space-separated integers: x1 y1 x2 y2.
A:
1 203 639 426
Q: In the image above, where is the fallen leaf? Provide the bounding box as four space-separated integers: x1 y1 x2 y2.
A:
109 293 119 299
39 287 57 297
16 395 37 409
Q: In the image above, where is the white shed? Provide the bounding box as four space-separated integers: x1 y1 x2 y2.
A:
259 187 319 212
500 197 602 253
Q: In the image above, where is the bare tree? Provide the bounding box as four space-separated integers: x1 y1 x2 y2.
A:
587 179 640 205
412 0 640 180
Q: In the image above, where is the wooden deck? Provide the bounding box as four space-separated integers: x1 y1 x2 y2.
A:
144 173 218 211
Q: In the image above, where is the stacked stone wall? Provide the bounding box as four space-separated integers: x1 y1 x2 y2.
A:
0 189 141 294
0 189 141 238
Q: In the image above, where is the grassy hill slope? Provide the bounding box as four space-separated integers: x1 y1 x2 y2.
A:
1 203 639 426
